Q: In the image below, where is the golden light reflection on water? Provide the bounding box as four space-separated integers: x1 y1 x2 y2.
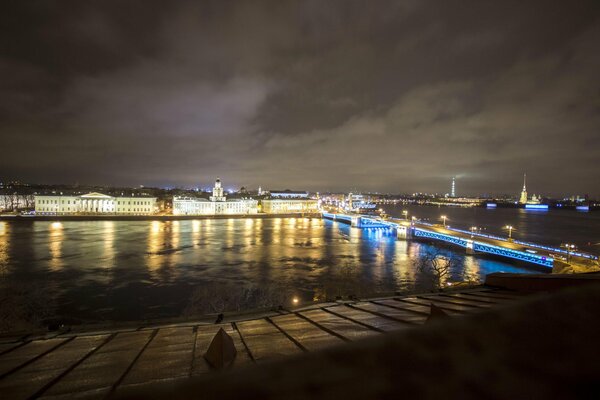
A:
0 222 8 268
272 218 282 244
147 221 165 274
103 221 115 263
462 254 481 282
192 220 201 233
49 222 63 271
171 220 180 250
226 219 234 249
244 218 254 248
151 220 161 233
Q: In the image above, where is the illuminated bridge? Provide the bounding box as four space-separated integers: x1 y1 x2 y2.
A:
322 212 599 270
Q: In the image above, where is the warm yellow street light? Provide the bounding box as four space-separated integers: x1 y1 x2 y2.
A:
561 243 576 263
402 210 408 220
441 215 447 227
470 226 478 237
504 225 514 240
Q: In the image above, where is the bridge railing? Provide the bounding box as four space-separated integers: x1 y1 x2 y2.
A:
413 228 553 268
443 227 598 260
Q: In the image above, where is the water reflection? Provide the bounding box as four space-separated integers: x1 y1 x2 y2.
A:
103 221 115 263
0 218 539 326
0 222 8 271
147 221 165 274
48 222 63 272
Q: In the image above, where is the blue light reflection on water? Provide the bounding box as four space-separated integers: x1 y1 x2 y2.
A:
0 218 538 325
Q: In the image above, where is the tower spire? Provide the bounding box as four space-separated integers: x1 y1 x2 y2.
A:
519 173 528 204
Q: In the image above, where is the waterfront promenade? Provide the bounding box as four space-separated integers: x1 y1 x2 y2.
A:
0 285 533 399
2 271 600 399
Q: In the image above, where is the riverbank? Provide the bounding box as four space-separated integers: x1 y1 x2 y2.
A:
0 212 322 222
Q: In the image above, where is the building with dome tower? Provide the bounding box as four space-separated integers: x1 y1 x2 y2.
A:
173 178 258 215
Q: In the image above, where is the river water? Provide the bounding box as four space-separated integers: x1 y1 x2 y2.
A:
0 214 568 331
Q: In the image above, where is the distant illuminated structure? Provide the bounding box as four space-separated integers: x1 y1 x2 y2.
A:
268 190 309 198
451 177 456 197
210 178 226 202
35 192 157 215
519 174 528 204
173 178 258 215
261 198 319 214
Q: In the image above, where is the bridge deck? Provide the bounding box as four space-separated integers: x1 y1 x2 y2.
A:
411 222 598 268
0 287 528 399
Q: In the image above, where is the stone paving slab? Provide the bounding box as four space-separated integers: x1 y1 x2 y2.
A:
0 338 68 378
270 314 344 351
0 335 107 399
298 309 379 341
375 299 462 316
121 327 194 385
0 342 22 355
437 294 495 308
475 290 527 300
235 319 302 363
41 331 153 397
442 293 502 304
39 386 111 400
461 292 522 302
0 288 534 398
323 305 410 332
397 297 475 313
352 302 427 324
417 295 491 308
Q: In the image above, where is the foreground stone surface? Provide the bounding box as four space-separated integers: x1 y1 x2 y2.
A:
120 283 600 400
3 276 597 399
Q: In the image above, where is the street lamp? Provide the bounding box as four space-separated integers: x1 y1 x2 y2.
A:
402 210 408 220
441 215 447 227
561 243 576 263
504 225 514 240
470 226 478 238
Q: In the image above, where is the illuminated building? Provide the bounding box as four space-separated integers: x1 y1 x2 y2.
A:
35 192 157 215
173 178 258 215
261 198 319 214
519 174 528 204
269 190 309 198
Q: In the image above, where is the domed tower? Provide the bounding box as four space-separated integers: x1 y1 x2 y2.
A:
210 177 226 202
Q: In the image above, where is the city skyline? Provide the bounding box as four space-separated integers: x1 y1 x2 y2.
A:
1 173 595 200
1 1 599 196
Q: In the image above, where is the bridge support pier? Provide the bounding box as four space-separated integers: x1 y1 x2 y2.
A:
466 240 475 255
397 226 412 240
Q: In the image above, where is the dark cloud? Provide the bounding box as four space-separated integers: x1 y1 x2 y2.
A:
1 0 599 196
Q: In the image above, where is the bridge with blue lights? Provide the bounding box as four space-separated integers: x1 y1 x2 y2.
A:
322 212 599 269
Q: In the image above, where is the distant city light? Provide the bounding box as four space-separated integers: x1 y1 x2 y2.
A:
525 204 549 210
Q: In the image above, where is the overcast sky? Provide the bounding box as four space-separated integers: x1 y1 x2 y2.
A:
1 1 599 196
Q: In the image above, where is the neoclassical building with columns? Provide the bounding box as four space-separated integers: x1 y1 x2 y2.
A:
173 178 258 215
35 192 157 215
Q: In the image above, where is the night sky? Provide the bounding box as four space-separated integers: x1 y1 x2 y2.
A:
1 1 599 196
